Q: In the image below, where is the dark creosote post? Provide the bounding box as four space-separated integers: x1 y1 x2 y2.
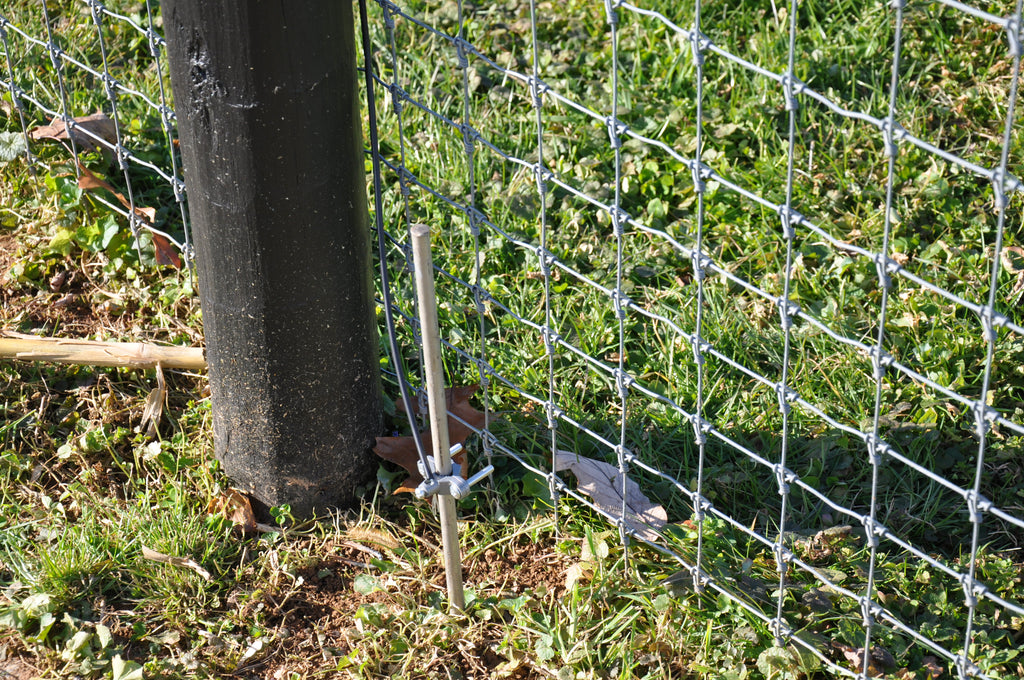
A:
161 0 381 517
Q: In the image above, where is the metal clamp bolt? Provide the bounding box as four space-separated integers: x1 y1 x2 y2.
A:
414 444 495 500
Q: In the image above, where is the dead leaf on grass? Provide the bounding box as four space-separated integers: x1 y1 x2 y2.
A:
74 163 183 268
831 641 896 677
554 450 668 542
207 488 280 535
139 363 166 438
29 112 116 152
398 383 488 443
373 384 487 494
141 546 211 580
77 163 158 225
921 656 945 678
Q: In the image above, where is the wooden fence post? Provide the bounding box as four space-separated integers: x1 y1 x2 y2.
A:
161 0 381 517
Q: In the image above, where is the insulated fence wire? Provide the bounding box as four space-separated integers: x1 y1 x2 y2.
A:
0 1 192 263
359 1 1023 676
357 0 432 479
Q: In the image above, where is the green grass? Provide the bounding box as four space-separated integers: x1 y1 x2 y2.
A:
2 0 1023 678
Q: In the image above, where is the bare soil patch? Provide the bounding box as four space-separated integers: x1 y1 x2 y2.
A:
243 532 570 680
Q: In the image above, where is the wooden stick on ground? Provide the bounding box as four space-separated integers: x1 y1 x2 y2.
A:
0 330 206 370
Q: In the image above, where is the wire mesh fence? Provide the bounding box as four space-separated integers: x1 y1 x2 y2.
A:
363 0 1024 676
0 0 190 269
2 0 1023 676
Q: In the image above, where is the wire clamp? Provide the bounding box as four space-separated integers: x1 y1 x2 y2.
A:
414 444 495 500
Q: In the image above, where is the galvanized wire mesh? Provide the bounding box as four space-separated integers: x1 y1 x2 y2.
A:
364 0 1023 677
0 0 190 263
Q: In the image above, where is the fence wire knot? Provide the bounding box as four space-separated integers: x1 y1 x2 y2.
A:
47 42 64 70
690 28 706 67
88 0 105 23
469 284 489 315
773 464 794 496
954 654 981 679
605 116 627 149
102 73 120 102
542 326 562 355
690 161 708 193
452 36 470 69
170 176 186 202
689 413 710 445
777 296 798 331
971 398 996 438
859 597 881 627
603 0 622 25
1006 14 1021 58
616 444 635 464
459 122 478 157
781 73 801 111
690 565 708 592
777 204 799 240
689 248 709 281
965 490 991 525
612 289 630 319
528 75 549 109
769 618 792 643
465 205 484 236
146 28 161 58
773 541 793 572
861 516 882 548
398 168 414 197
388 83 406 115
880 118 906 157
959 572 988 608
889 0 907 10
545 401 563 430
609 206 629 237
870 347 893 380
990 168 1009 213
377 0 399 30
533 163 551 193
774 381 796 415
613 367 634 397
978 305 1000 344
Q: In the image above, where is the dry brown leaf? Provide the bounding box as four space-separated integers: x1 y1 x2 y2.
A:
921 656 945 678
140 546 211 580
830 641 895 677
398 383 488 443
29 112 116 152
207 488 264 535
153 233 182 268
75 163 182 268
139 363 166 438
374 384 486 494
554 450 668 542
1001 246 1024 274
76 163 157 227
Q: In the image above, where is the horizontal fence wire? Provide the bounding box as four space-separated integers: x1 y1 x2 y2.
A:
0 0 191 265
364 0 1023 677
